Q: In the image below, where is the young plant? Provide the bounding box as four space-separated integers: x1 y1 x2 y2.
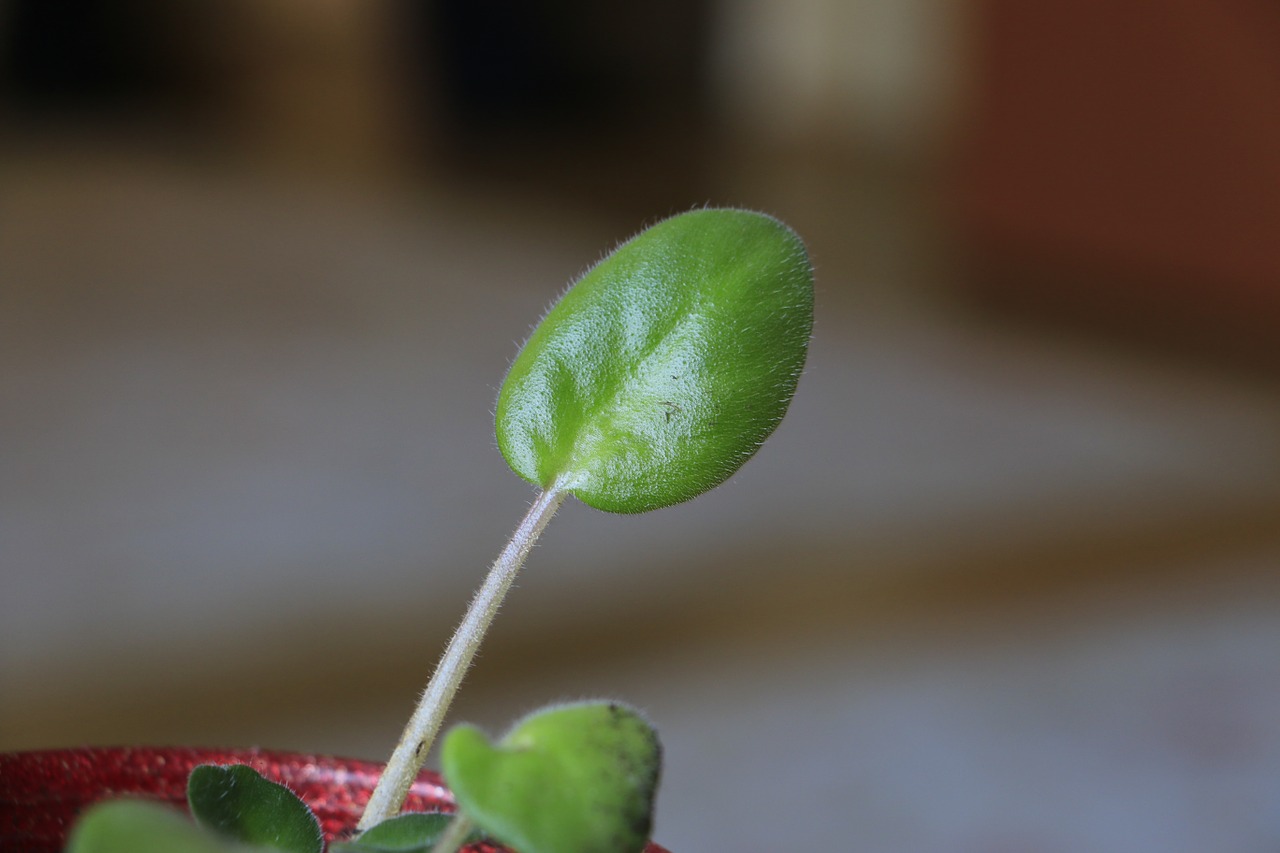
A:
66 702 658 853
62 207 814 853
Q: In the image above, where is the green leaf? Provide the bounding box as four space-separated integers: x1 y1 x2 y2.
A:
441 701 661 853
187 764 323 853
65 799 258 853
497 208 813 513
331 812 478 853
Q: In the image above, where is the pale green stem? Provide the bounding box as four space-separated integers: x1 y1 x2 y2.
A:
358 486 567 830
427 814 476 853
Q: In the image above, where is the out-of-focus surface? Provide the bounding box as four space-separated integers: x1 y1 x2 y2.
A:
3 3 1280 851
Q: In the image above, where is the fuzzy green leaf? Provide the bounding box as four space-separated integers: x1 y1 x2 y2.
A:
65 800 259 853
187 764 322 853
497 208 813 513
441 701 662 853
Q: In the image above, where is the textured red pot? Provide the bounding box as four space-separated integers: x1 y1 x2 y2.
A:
0 747 670 853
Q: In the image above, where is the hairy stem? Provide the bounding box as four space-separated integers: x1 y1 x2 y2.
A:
358 486 567 829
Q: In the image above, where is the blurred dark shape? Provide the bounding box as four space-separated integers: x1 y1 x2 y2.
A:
395 0 716 213
1 0 719 216
407 0 710 134
955 0 1280 373
2 0 214 118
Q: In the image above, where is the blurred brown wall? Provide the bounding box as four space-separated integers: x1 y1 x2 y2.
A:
956 0 1280 368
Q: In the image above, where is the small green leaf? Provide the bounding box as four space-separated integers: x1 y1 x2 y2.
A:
441 700 661 853
188 764 322 853
497 208 813 513
331 812 478 853
65 799 257 853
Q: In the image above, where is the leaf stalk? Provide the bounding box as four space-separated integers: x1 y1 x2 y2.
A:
358 486 566 829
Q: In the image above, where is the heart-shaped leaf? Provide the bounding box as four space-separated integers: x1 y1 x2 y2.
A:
188 764 322 853
441 701 661 853
65 800 258 853
497 208 813 513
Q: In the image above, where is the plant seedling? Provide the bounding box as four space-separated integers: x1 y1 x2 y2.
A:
62 207 814 853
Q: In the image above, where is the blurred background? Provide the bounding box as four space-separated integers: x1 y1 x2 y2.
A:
3 1 1280 850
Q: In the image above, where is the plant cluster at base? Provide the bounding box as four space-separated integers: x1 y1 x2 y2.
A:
67 702 660 853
